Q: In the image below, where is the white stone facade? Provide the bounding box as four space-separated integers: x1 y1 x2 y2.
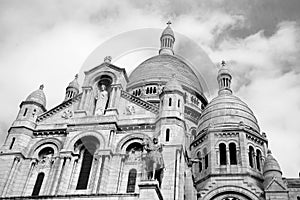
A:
0 23 299 200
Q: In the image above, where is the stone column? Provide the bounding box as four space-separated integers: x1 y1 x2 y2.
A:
50 157 64 195
1 156 21 197
67 157 79 193
57 156 72 194
21 160 37 196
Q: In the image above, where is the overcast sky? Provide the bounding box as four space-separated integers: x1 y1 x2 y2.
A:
0 0 299 177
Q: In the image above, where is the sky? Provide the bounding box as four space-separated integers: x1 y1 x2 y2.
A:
0 0 299 177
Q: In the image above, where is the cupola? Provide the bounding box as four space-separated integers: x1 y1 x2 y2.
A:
64 74 80 101
159 21 175 55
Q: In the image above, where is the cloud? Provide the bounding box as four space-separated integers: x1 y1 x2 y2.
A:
0 0 299 178
208 21 300 177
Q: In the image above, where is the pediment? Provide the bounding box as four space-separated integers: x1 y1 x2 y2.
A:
36 94 82 124
266 177 287 191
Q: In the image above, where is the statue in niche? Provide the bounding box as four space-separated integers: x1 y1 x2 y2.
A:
95 84 108 115
143 137 164 187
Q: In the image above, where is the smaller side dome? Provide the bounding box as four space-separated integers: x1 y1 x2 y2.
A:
25 85 46 108
65 74 80 101
67 74 80 90
164 75 182 92
263 150 282 177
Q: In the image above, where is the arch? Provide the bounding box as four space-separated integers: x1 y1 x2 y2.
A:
65 131 105 151
32 172 45 196
126 168 137 193
229 143 237 165
219 143 227 165
28 138 62 158
86 70 117 87
256 149 261 171
116 133 151 153
248 146 254 168
203 185 260 200
166 129 170 142
38 147 54 159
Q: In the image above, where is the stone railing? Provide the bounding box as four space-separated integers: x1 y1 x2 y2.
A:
121 90 159 114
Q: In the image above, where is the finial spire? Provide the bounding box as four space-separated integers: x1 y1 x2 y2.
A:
217 60 232 95
39 84 44 90
159 21 175 55
221 60 226 67
104 56 112 63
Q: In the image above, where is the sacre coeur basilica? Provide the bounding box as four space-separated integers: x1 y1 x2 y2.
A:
0 23 299 200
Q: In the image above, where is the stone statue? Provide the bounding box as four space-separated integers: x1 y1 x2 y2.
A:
95 84 108 115
143 137 164 187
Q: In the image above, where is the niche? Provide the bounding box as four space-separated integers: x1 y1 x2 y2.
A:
94 75 113 115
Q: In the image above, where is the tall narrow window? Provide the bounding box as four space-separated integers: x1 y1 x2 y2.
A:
178 99 180 107
219 143 227 165
169 98 172 106
127 169 137 193
204 148 208 169
150 87 153 94
146 88 149 94
153 87 156 94
229 143 237 165
197 151 202 173
9 137 15 150
32 172 45 196
76 148 94 190
166 129 170 142
256 149 261 171
249 146 254 168
23 108 28 116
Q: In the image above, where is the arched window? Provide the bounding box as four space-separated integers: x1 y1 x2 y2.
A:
229 143 237 165
76 147 95 190
248 146 254 168
256 149 261 171
153 87 156 94
178 99 180 107
23 108 28 116
204 148 208 169
166 129 170 142
197 151 202 173
32 172 45 196
219 143 227 165
169 98 172 106
126 169 137 193
138 89 141 96
9 137 15 150
38 147 54 159
146 88 149 94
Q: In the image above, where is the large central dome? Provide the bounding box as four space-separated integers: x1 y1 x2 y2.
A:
127 54 203 93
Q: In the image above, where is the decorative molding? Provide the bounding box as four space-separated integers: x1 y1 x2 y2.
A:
246 134 264 145
33 129 67 136
215 132 239 137
121 90 159 114
37 94 82 122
